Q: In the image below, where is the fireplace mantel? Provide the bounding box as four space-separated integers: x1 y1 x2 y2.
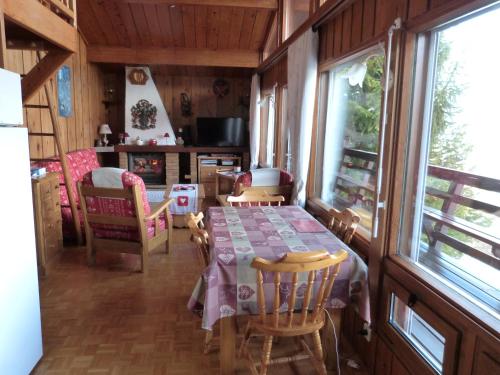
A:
115 145 249 153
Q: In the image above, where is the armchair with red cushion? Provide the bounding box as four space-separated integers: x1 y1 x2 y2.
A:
77 168 173 274
33 148 101 240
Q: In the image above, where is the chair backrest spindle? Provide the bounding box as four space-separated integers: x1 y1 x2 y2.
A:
257 269 267 324
287 272 298 327
273 272 281 328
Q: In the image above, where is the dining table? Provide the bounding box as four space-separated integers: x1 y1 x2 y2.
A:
188 205 370 374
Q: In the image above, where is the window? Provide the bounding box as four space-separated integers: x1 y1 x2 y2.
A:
399 6 500 318
390 294 446 373
259 91 276 167
277 86 289 170
382 277 459 375
283 0 310 40
314 48 385 237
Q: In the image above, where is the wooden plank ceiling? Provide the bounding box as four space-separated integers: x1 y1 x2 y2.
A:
77 0 276 68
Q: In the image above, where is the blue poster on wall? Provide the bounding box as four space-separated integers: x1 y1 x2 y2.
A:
57 65 72 117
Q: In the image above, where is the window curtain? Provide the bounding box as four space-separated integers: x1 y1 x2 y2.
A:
265 87 276 167
287 29 319 206
249 74 261 170
321 71 346 205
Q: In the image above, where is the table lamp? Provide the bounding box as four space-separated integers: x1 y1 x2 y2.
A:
99 124 112 146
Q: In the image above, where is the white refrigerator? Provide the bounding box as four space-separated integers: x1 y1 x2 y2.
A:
0 68 43 373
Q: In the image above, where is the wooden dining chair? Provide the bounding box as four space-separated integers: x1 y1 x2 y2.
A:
227 190 285 207
239 250 349 375
185 211 218 354
326 207 360 245
185 212 209 268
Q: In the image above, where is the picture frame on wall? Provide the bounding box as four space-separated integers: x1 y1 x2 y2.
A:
57 65 72 118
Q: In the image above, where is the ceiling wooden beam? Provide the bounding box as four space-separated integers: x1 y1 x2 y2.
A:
122 0 278 9
2 0 77 52
87 46 260 68
21 49 72 103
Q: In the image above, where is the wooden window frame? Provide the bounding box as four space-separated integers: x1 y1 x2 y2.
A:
306 43 386 256
380 275 460 375
385 5 500 333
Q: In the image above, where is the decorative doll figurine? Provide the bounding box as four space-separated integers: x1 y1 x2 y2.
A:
175 128 184 145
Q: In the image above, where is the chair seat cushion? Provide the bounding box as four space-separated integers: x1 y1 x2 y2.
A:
93 216 167 241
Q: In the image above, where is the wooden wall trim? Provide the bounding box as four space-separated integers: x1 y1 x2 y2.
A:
87 46 260 68
0 9 6 69
2 0 77 52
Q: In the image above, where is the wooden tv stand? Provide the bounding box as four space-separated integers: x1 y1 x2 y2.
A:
197 155 241 197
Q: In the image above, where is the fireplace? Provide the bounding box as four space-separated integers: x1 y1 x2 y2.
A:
128 153 166 185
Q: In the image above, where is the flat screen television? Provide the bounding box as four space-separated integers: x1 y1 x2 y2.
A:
196 117 246 147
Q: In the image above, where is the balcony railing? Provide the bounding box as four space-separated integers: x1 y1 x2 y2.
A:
333 147 500 270
38 0 76 26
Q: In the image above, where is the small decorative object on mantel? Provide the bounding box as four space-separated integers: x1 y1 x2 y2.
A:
135 136 144 146
128 68 149 85
175 128 185 145
148 138 158 146
213 78 230 98
180 92 192 117
131 99 157 130
99 124 112 146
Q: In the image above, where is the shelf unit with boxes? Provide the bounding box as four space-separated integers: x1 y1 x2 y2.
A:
197 154 242 197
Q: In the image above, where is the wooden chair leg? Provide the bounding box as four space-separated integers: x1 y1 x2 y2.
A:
204 330 213 354
86 237 95 266
238 321 252 358
311 331 327 375
140 245 148 274
260 335 273 375
167 218 173 254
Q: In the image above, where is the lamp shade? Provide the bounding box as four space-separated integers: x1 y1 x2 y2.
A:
99 124 112 135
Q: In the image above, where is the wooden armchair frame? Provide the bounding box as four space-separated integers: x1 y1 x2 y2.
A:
185 212 210 268
326 207 360 245
77 182 173 274
226 191 285 207
239 250 349 375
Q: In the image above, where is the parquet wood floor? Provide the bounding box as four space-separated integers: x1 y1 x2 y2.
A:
32 229 369 375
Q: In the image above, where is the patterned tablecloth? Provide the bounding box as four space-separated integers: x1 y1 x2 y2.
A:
188 206 370 330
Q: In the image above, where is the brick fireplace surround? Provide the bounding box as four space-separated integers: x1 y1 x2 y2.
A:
116 145 250 186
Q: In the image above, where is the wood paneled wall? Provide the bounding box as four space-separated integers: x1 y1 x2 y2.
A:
261 55 287 90
152 67 251 130
4 33 106 159
106 67 251 136
318 0 479 65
